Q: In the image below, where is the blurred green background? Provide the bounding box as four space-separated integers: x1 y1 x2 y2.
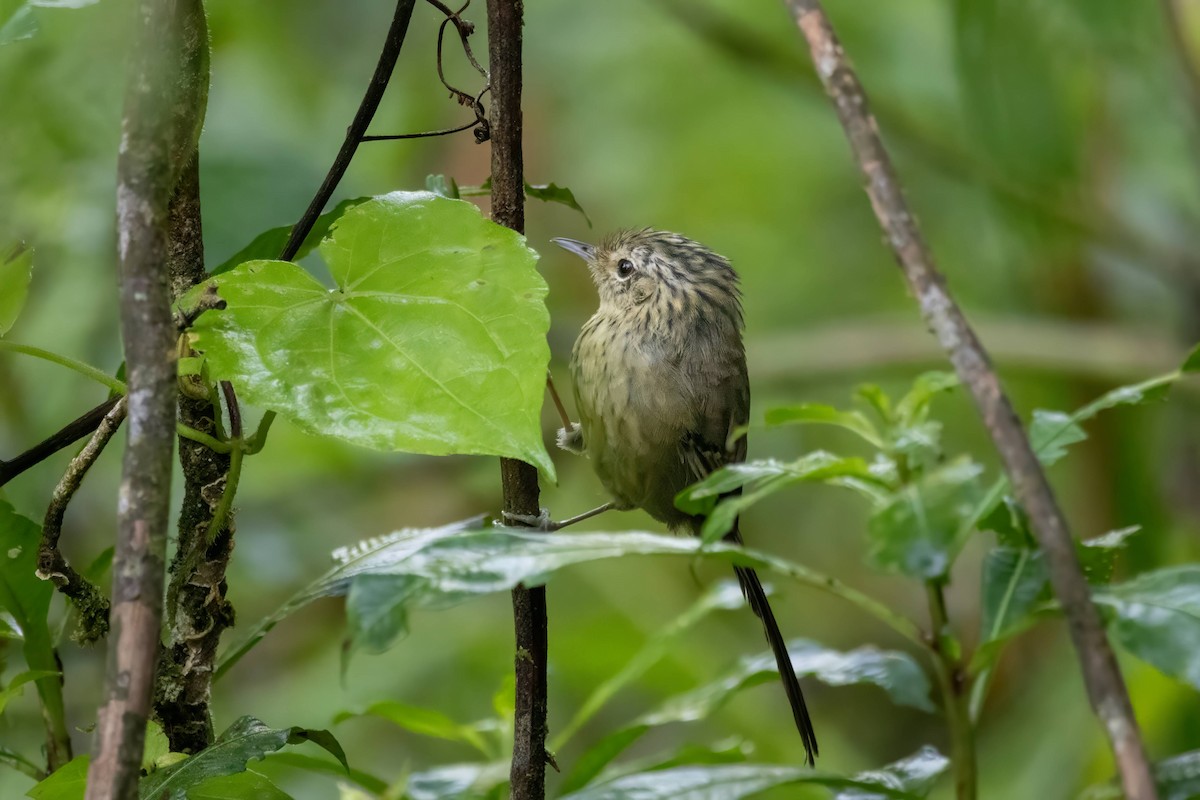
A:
2 0 1199 796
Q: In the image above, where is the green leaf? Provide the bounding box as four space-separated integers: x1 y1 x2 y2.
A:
854 383 893 425
425 174 461 199
523 182 592 226
560 747 948 800
868 458 983 580
143 720 171 771
1182 343 1200 374
1094 566 1200 690
185 770 293 800
138 716 347 800
401 762 508 800
208 198 367 276
675 453 890 543
554 580 748 749
1028 410 1087 467
26 755 87 800
894 371 958 426
462 178 591 226
263 753 386 795
0 502 64 750
192 192 555 477
979 547 1048 645
0 244 32 336
1078 526 1140 585
1079 748 1200 800
0 669 60 716
562 640 933 792
334 700 489 755
216 517 487 679
764 404 883 447
833 746 950 799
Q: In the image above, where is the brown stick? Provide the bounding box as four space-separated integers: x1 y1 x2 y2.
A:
780 2 1157 798
486 2 548 798
38 398 125 646
86 0 203 795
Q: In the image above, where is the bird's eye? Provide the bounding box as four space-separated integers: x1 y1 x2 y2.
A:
616 259 636 279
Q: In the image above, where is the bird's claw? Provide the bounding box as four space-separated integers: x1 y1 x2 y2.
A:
499 508 557 531
556 422 585 455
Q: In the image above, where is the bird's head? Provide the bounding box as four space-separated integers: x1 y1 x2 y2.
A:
552 229 741 321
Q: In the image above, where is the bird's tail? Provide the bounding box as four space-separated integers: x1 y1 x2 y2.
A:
731 531 818 765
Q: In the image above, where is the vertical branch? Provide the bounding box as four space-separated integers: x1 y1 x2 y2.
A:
926 584 976 800
278 0 418 261
486 1 548 798
86 0 204 795
779 3 1157 798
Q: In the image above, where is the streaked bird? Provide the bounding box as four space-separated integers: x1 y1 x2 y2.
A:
550 229 818 765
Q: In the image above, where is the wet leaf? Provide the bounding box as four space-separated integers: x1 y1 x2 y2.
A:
1094 566 1200 690
192 193 555 477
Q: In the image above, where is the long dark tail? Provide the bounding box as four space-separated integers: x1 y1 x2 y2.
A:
733 556 819 765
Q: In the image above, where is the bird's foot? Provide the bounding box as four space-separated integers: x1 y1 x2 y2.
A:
499 508 559 531
556 422 585 455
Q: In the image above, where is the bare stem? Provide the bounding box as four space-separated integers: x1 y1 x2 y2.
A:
780 3 1156 797
278 0 418 262
485 2 549 797
926 583 976 800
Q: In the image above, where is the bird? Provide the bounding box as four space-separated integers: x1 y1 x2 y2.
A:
550 228 818 765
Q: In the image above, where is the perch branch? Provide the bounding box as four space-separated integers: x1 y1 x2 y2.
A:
780 3 1156 798
486 2 549 798
0 396 122 488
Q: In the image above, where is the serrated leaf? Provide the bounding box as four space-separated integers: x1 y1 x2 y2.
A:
0 244 32 336
560 748 947 800
26 755 87 799
979 547 1048 645
1029 410 1087 467
208 198 367 276
854 383 893 424
1094 566 1200 690
186 770 292 800
216 517 487 679
764 404 883 447
138 716 346 800
676 453 889 544
868 458 983 580
563 640 933 792
192 193 555 477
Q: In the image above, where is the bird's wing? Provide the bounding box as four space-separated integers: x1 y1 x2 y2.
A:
678 343 750 483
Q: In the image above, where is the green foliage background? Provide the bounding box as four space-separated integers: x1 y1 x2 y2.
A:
1 0 1199 797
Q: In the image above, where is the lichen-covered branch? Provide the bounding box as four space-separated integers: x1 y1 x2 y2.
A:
779 2 1156 798
86 0 207 796
37 397 126 646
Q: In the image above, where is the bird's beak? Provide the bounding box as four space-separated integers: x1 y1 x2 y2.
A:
551 237 595 262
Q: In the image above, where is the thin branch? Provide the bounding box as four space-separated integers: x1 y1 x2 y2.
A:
486 2 548 798
278 0 419 262
545 371 572 430
779 3 1157 798
87 0 205 793
0 396 121 488
361 118 483 142
926 583 975 800
37 397 126 645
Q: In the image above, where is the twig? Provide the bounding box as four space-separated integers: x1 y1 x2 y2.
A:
926 583 975 800
779 3 1157 798
278 0 419 262
87 0 204 795
37 397 126 645
0 396 121 488
485 2 548 798
545 372 572 430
